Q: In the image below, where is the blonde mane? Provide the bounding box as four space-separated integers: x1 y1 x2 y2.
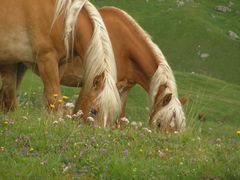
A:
119 9 185 130
54 0 121 126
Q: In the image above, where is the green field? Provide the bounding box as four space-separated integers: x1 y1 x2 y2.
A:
1 0 240 179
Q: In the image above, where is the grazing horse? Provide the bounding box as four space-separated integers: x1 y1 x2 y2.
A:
9 7 186 132
0 0 121 126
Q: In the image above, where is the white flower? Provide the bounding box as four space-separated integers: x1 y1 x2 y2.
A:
87 117 95 122
72 110 83 118
131 121 138 127
53 121 59 124
65 102 74 108
66 115 72 119
138 122 143 127
143 128 152 133
121 117 129 124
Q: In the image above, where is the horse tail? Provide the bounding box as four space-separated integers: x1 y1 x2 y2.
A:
82 2 121 127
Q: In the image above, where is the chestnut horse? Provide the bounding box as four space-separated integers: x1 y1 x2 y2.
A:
0 0 121 126
8 7 186 132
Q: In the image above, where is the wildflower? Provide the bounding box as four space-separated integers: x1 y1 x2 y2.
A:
40 160 48 166
3 121 8 126
29 147 34 152
58 99 63 103
123 149 129 157
158 150 166 158
100 149 108 156
50 104 55 109
138 122 143 127
0 146 5 152
87 117 95 122
65 102 74 108
58 117 64 122
216 138 222 143
62 165 71 174
53 121 59 125
143 127 152 133
63 96 69 100
237 130 240 136
66 115 72 119
139 149 143 153
121 117 129 124
72 110 83 118
180 162 184 165
53 93 59 98
131 121 138 129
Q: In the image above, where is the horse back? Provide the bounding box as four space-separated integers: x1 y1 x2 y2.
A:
0 0 64 63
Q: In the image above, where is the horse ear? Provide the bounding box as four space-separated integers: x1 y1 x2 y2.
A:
93 73 104 90
162 93 172 106
179 96 188 106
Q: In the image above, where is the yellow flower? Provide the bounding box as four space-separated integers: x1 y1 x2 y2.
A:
53 93 59 98
63 96 69 100
237 130 240 136
50 104 55 109
139 149 143 153
29 147 34 152
3 121 8 126
58 99 63 103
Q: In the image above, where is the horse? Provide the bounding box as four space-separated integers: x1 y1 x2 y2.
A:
0 0 121 126
8 6 186 132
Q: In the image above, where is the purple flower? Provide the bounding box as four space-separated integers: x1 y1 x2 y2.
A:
123 149 129 158
100 149 108 156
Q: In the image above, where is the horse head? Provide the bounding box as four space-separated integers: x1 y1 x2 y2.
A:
148 64 186 133
73 71 121 128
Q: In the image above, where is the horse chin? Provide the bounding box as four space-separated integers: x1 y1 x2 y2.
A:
150 99 186 133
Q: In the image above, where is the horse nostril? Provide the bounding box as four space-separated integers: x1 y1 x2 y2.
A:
157 122 161 128
90 108 98 117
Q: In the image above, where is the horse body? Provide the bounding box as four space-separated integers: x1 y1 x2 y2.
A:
0 0 122 126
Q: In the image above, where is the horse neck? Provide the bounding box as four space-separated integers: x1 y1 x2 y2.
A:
127 34 161 91
103 8 177 103
113 11 160 92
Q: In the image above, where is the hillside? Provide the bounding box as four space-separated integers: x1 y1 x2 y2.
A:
93 0 240 85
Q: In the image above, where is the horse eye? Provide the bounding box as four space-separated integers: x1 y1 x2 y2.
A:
90 108 98 118
93 80 99 88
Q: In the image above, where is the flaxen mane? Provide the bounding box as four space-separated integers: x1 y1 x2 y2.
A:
54 0 121 126
118 9 185 130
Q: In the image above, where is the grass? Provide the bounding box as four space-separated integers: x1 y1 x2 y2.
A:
0 71 239 179
92 0 240 85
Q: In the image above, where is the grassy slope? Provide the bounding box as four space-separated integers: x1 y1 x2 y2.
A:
0 71 239 179
93 0 240 85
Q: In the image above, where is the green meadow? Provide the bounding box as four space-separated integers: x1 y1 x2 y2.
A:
1 0 240 179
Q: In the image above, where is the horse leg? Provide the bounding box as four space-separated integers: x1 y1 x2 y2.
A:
0 64 18 112
115 81 134 128
36 50 62 111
